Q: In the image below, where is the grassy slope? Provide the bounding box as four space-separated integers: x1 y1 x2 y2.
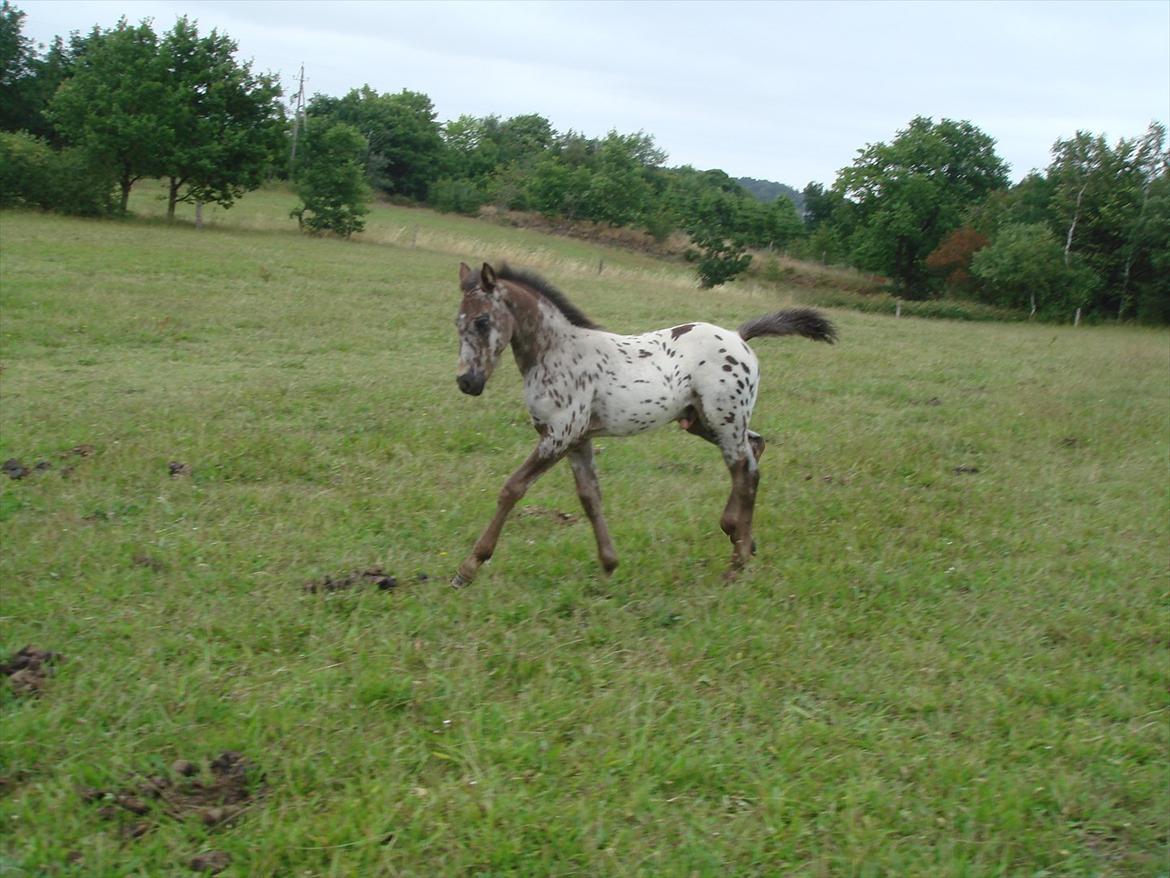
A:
1 188 1167 876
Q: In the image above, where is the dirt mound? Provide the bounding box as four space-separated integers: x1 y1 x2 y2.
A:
82 751 264 840
3 459 50 480
304 566 399 593
2 646 62 696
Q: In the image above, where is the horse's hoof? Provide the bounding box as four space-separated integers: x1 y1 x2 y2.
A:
751 539 757 556
451 572 472 589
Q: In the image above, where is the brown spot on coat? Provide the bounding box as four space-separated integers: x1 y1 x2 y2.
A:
671 324 696 340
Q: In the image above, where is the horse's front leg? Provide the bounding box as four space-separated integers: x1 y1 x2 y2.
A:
452 445 564 587
568 439 618 575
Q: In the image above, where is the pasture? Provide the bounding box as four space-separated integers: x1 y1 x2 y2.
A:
1 187 1167 876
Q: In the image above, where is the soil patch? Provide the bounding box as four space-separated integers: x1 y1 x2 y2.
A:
190 850 232 874
305 566 399 593
168 461 192 477
518 505 580 526
3 459 50 480
2 646 62 696
82 751 264 839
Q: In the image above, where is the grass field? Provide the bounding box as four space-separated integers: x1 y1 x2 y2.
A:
1 188 1168 877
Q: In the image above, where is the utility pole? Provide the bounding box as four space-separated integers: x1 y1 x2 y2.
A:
289 63 307 176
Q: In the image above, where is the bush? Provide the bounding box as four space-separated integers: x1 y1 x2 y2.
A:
686 234 752 288
428 177 485 215
971 222 1099 317
0 131 116 216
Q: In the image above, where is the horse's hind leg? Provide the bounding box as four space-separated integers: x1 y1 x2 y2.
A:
721 453 760 580
452 446 563 587
682 407 761 568
568 440 618 574
747 430 765 462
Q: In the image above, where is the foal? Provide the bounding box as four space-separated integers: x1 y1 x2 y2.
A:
452 262 836 586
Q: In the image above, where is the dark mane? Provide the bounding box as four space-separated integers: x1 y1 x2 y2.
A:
497 264 601 330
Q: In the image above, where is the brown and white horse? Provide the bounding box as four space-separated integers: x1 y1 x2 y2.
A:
452 262 836 586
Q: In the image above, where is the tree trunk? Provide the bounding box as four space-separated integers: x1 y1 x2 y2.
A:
195 201 204 230
166 177 181 223
1064 184 1086 267
119 170 133 214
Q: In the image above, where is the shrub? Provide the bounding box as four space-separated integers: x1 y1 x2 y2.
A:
971 222 1099 317
428 177 486 215
291 122 371 238
0 131 116 216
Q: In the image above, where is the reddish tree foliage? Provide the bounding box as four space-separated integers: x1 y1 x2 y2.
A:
926 225 989 291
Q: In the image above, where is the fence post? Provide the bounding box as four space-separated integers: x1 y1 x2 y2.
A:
1074 307 1081 326
895 300 902 319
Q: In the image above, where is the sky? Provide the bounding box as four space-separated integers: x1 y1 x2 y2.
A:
16 0 1170 188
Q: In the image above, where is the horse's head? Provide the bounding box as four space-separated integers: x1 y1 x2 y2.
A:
455 262 515 396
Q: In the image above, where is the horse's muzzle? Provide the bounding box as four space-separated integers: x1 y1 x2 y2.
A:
457 371 486 396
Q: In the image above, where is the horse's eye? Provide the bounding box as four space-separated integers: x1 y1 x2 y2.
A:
473 315 491 333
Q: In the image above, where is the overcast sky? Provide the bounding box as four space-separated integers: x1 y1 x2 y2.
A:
16 0 1170 187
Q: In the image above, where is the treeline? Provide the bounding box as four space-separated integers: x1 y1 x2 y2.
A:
802 118 1170 322
2 4 1167 319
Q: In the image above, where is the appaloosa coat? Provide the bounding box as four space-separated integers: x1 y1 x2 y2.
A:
452 262 836 586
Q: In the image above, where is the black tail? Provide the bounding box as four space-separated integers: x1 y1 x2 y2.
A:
738 308 837 344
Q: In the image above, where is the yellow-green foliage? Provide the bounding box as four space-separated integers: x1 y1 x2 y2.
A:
2 186 1167 875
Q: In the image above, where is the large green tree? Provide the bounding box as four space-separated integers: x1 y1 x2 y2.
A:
49 16 283 216
155 17 284 221
47 19 167 212
835 116 1009 294
308 86 443 199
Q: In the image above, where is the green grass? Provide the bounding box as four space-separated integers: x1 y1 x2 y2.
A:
1 189 1168 877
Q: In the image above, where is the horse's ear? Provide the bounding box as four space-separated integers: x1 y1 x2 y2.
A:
480 263 498 293
459 262 472 287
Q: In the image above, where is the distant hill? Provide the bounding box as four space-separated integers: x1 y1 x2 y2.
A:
736 177 804 213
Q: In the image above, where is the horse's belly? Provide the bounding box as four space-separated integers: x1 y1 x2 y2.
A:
590 382 690 437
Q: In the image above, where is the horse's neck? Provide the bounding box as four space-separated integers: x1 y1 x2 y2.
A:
506 286 581 374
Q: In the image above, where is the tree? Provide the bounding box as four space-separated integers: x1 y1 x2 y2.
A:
1045 124 1170 317
685 187 753 288
48 19 168 212
0 0 77 142
155 17 284 221
0 1 36 132
291 120 371 238
925 225 989 292
308 86 443 199
48 16 283 218
835 116 1009 294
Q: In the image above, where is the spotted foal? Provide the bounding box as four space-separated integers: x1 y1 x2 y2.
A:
451 262 836 586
